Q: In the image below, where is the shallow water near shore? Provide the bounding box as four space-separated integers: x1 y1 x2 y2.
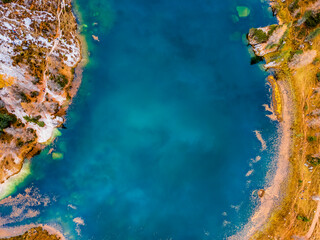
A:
3 0 278 239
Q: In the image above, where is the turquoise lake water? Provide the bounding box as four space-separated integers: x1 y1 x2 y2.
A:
4 0 278 239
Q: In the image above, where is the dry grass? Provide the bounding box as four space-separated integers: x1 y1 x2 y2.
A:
0 227 61 240
0 74 15 88
268 75 283 121
249 0 320 239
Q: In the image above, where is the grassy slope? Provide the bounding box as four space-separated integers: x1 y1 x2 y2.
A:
0 227 60 240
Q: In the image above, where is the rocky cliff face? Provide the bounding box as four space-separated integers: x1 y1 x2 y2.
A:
0 0 81 183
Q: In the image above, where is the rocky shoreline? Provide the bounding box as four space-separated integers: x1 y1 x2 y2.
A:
0 0 84 239
0 0 82 184
240 0 320 238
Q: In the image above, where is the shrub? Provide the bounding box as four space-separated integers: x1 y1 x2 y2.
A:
250 55 264 65
313 58 320 65
0 113 15 132
37 121 45 127
307 154 320 166
19 92 31 103
250 28 268 43
304 11 320 28
50 74 69 88
24 115 45 127
17 138 24 147
32 77 41 85
297 215 310 222
30 91 39 98
55 74 68 88
307 136 317 142
289 0 299 13
267 25 278 36
12 45 47 80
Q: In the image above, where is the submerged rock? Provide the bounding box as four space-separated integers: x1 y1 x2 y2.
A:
236 6 251 18
257 189 265 198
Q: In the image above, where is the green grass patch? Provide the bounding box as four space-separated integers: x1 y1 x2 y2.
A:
297 215 310 222
24 115 45 127
307 136 317 142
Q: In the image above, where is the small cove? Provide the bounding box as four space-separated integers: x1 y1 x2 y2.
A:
2 0 278 239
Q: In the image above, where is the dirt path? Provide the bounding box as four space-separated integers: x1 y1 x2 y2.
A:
305 196 320 239
48 0 64 56
38 0 64 102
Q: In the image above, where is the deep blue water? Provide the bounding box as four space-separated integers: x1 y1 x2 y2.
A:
6 0 277 239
